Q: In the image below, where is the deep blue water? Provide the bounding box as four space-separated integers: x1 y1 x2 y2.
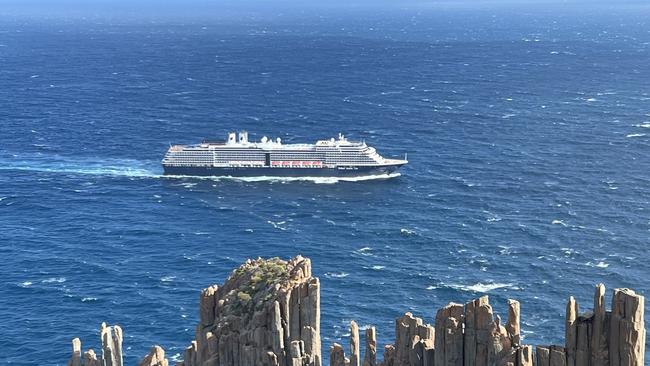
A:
1 3 649 365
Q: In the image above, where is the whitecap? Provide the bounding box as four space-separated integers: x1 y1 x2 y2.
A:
244 228 254 232
19 281 33 287
355 247 373 256
267 220 287 230
42 277 66 283
160 276 176 282
586 261 609 268
552 220 567 227
498 246 511 255
325 272 349 278
426 285 438 290
586 98 597 102
626 133 646 138
371 265 385 270
635 122 650 128
400 228 416 236
81 297 98 302
449 282 516 292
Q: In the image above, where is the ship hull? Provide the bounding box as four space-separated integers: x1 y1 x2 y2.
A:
162 164 404 178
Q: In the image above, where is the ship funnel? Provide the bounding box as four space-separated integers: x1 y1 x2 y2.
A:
239 131 249 144
227 132 236 144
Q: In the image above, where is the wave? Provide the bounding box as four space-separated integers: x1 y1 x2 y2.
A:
626 133 646 138
42 277 66 284
160 275 176 283
354 247 374 256
400 228 416 236
428 281 518 293
448 282 517 293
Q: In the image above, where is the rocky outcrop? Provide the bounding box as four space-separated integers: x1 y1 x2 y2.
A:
336 285 643 366
180 256 321 366
138 346 169 366
350 321 361 366
66 323 166 366
330 342 349 366
363 327 377 366
66 323 123 366
62 257 645 366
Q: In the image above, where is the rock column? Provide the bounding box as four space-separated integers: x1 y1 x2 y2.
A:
363 327 377 366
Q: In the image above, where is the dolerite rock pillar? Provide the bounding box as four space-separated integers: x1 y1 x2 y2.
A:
83 350 100 366
65 324 125 366
464 296 491 366
363 327 377 366
100 323 123 366
506 300 521 346
610 288 645 366
330 343 349 366
138 346 169 366
385 312 434 366
350 321 361 366
565 296 578 366
180 256 322 366
549 345 567 366
68 338 82 366
517 345 533 366
591 284 608 366
435 303 464 366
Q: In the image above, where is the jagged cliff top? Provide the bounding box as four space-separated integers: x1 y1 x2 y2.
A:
213 255 312 316
63 257 645 366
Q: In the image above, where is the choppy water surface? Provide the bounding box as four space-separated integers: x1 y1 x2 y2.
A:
1 4 649 364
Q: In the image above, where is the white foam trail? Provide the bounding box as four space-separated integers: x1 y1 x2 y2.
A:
0 155 160 178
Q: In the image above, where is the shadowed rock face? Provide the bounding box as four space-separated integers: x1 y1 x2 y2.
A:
63 258 644 366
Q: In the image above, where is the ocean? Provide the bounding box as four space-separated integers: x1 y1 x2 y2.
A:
1 2 649 364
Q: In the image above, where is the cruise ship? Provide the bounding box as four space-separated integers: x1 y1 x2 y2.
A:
162 131 408 178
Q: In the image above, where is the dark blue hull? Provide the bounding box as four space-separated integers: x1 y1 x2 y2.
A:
162 164 404 178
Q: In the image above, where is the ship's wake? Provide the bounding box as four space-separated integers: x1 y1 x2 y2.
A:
0 154 161 178
0 154 401 183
